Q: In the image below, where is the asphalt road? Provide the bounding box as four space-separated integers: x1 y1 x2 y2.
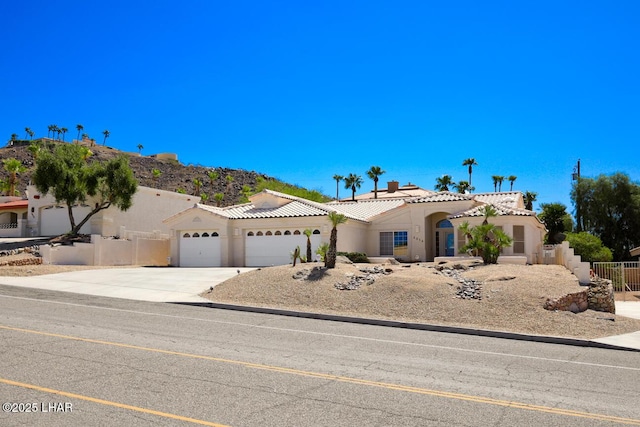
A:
0 284 639 427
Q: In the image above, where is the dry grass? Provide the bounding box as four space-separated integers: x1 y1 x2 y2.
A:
206 261 640 339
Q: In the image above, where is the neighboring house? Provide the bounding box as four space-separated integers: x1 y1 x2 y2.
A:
163 182 547 267
0 197 28 238
26 185 199 237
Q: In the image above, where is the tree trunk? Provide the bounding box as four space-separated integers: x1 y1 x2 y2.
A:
69 202 110 236
306 238 312 262
325 227 338 268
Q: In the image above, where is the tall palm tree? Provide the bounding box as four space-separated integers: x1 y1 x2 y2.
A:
137 144 144 154
55 126 62 140
3 158 26 196
24 127 32 140
434 175 454 192
76 124 84 140
325 211 347 268
193 178 203 196
508 175 517 191
207 170 219 197
225 174 234 192
523 191 537 210
47 124 56 138
344 173 363 201
366 166 386 199
462 158 478 188
332 174 343 200
497 176 505 192
214 193 224 207
491 175 502 192
60 127 68 141
102 129 110 146
200 193 209 204
27 129 34 139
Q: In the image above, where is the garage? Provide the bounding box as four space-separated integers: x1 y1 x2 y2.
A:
41 204 92 236
245 229 321 267
179 231 221 267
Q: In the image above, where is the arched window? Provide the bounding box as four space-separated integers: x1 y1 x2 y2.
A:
284 230 291 235
192 232 200 238
275 231 282 235
202 232 210 237
257 231 263 236
313 229 320 234
266 231 273 236
247 231 254 236
293 230 301 235
212 232 219 237
183 233 191 238
436 219 453 228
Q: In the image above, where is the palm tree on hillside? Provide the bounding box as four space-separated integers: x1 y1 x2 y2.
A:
193 178 203 196
3 158 26 196
102 129 110 146
366 166 386 199
325 211 348 268
491 175 501 192
152 168 162 187
214 193 224 207
47 124 56 138
207 170 218 196
434 175 454 192
344 173 363 201
24 127 33 140
60 127 68 142
225 175 234 192
200 193 209 204
462 158 478 188
137 144 144 154
497 176 505 192
508 175 517 191
523 191 537 210
332 174 343 200
76 124 84 140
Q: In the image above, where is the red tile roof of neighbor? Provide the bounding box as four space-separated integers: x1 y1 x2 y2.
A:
0 200 28 210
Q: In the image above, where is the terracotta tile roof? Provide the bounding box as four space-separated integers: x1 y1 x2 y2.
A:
473 192 523 208
409 191 473 203
0 200 28 210
325 199 406 220
449 203 538 219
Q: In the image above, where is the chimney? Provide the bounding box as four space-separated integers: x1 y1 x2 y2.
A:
387 181 399 193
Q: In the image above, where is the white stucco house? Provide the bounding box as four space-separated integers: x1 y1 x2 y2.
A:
0 197 28 238
163 181 547 267
24 179 548 268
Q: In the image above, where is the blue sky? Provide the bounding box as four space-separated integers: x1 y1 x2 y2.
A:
2 1 638 212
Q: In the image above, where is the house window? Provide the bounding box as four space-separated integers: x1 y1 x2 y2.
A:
275 231 282 235
313 229 320 234
183 233 191 238
293 230 301 235
192 232 200 238
380 231 408 256
256 231 263 236
212 232 219 237
266 231 273 236
513 225 525 254
247 231 254 236
202 232 210 237
284 230 291 235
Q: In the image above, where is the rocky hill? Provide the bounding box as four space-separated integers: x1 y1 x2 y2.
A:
0 140 274 206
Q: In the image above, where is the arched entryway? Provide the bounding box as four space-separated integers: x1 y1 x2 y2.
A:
424 212 455 261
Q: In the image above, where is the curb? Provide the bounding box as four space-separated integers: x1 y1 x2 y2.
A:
170 301 640 352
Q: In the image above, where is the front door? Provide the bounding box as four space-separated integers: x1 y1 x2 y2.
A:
445 232 455 256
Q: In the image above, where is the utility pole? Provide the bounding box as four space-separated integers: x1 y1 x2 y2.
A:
572 159 581 232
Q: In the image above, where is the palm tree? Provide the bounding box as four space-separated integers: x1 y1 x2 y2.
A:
366 166 386 199
28 142 41 162
462 158 478 188
207 170 218 196
27 129 34 140
508 175 517 191
497 176 504 192
344 173 363 201
76 124 84 140
193 178 203 196
434 175 454 192
523 191 537 210
481 204 498 225
47 124 56 138
3 158 26 196
225 174 234 192
303 228 313 262
10 134 18 142
325 211 347 268
453 180 473 194
152 168 162 187
24 127 33 140
200 193 209 204
54 126 61 140
60 127 68 141
102 129 110 146
491 175 503 192
332 174 343 200
240 184 252 203
214 193 224 207
137 144 144 154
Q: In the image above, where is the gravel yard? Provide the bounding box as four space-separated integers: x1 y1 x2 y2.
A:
2 254 640 339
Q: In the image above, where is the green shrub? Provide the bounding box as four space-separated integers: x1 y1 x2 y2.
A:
565 232 613 263
337 252 369 263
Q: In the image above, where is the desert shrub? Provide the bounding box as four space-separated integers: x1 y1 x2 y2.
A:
565 232 613 263
337 252 369 263
315 242 329 262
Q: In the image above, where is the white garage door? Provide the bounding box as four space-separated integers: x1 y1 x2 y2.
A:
180 231 221 267
245 230 322 267
41 205 92 236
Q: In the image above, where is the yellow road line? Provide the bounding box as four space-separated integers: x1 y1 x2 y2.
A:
2 324 640 425
0 377 229 427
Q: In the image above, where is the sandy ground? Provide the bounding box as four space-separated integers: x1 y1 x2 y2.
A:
2 255 640 339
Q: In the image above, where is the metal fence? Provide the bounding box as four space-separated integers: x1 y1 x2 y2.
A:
592 262 640 296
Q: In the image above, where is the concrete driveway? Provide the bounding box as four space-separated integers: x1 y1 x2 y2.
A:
0 267 254 302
